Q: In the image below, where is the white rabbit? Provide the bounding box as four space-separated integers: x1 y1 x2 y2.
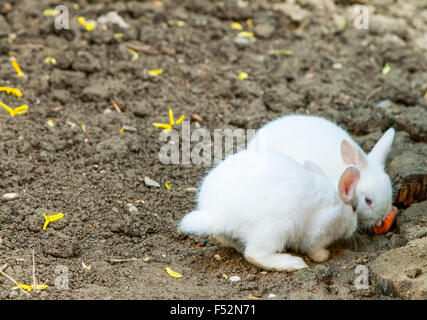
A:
247 115 394 229
179 148 360 271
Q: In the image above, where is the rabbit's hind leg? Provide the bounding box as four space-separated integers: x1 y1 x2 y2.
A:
244 244 308 272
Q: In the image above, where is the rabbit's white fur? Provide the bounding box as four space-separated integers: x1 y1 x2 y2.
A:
179 149 359 271
247 115 394 228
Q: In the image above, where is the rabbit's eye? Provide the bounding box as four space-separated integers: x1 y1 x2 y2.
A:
365 197 372 206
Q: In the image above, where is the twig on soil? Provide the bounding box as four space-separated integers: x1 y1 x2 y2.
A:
112 102 122 113
2 256 25 262
366 86 382 101
105 257 139 264
0 264 31 297
126 43 152 52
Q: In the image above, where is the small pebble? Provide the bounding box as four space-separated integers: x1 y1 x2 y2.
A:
144 177 160 188
375 99 391 109
332 63 342 70
126 203 139 215
122 125 137 132
213 254 222 261
234 36 251 47
229 276 241 283
2 193 19 201
184 187 198 193
268 293 277 299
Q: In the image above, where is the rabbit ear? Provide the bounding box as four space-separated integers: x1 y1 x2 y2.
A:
367 128 395 167
338 166 360 203
341 140 367 169
303 161 327 177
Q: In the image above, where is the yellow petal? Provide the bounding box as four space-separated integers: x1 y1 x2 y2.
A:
237 72 248 80
175 115 185 124
165 181 171 189
43 9 60 16
238 31 254 38
273 49 292 56
165 266 183 278
0 87 23 98
382 63 391 75
127 48 139 61
0 101 12 113
12 283 48 291
86 23 95 31
12 283 33 291
10 104 28 116
168 108 175 125
246 19 253 29
152 122 172 129
231 22 243 31
82 261 92 270
48 213 64 222
148 69 163 76
44 56 57 64
77 16 86 25
46 119 55 127
36 284 48 290
80 122 88 133
248 295 261 300
42 213 64 230
11 58 25 77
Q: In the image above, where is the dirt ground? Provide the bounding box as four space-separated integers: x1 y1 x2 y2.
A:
0 0 426 300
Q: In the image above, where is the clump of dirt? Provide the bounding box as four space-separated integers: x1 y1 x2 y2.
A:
0 0 426 300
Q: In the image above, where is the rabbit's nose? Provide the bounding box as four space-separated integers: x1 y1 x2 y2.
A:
352 205 357 213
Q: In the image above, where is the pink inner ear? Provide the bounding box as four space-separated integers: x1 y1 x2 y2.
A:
344 180 354 196
339 167 360 199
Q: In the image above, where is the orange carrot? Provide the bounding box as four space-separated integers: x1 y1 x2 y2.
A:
372 206 397 234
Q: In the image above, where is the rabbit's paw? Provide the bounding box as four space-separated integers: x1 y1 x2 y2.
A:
308 248 330 263
245 253 308 272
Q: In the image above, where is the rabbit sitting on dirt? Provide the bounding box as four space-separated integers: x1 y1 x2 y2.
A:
247 115 395 229
179 145 360 272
